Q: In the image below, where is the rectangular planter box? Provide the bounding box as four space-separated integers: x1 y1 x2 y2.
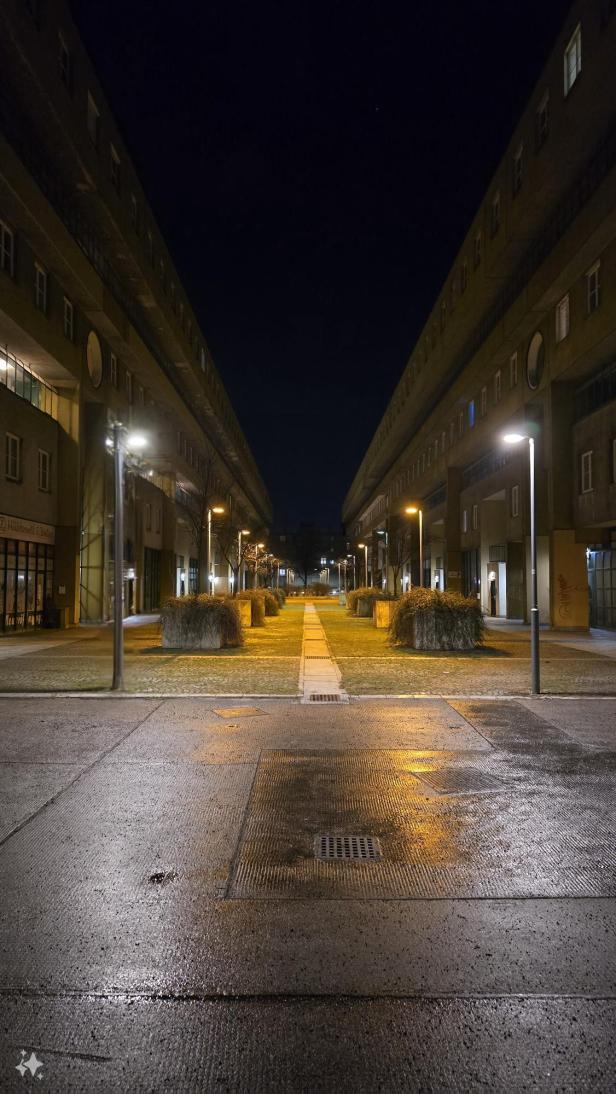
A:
356 595 374 617
162 620 223 650
412 610 477 650
234 599 252 628
373 600 396 629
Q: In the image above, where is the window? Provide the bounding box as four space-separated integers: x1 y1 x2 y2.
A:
462 509 469 534
87 92 100 147
441 430 446 453
38 448 51 491
480 386 487 416
34 262 47 312
581 450 593 493
449 421 455 446
0 221 14 277
155 506 161 533
512 145 523 195
510 352 518 387
130 193 138 230
468 400 476 428
473 231 482 268
472 503 479 531
494 369 502 403
125 370 133 404
460 260 468 293
145 502 152 531
110 352 118 388
63 296 74 340
110 144 121 192
564 24 582 96
5 433 21 481
58 32 72 90
555 294 570 342
490 192 501 237
536 92 550 148
586 261 600 313
511 484 519 518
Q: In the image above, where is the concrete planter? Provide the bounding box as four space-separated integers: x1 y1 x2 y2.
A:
411 610 477 650
338 592 347 606
356 595 374 617
162 616 223 650
374 600 397 629
234 599 252 628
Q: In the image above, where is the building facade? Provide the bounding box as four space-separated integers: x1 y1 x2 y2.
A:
0 0 271 630
343 0 616 630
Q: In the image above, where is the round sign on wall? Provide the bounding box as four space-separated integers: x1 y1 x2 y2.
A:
86 330 103 388
526 331 545 391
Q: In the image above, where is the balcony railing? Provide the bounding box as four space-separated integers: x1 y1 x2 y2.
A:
0 345 58 420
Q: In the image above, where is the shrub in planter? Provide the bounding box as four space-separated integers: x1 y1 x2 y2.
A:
347 587 388 616
310 582 331 597
237 590 266 626
271 587 286 607
161 595 243 650
389 588 484 650
260 589 280 616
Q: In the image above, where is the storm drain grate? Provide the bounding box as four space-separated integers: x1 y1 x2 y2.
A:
305 655 331 659
309 693 340 702
315 835 382 861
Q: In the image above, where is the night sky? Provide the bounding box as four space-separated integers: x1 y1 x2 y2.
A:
72 0 572 530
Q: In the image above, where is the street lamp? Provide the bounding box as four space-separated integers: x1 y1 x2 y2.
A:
238 529 251 592
255 541 265 587
207 505 225 594
108 424 147 691
503 431 540 695
405 506 423 587
347 553 356 589
357 543 369 587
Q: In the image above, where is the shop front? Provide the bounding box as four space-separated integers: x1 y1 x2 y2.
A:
0 514 55 631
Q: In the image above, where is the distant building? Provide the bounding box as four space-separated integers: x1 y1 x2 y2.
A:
273 525 348 588
343 0 616 629
0 0 271 629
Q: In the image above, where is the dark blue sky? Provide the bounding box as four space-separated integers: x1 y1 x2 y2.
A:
72 0 572 529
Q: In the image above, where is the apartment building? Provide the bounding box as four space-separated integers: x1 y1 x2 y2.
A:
0 0 271 630
343 0 616 630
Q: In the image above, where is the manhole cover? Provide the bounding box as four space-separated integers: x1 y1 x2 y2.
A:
315 835 382 861
213 707 267 718
309 693 340 702
412 767 505 794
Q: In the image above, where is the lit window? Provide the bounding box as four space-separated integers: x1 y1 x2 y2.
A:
38 448 51 491
5 432 21 481
490 192 501 237
586 261 600 313
87 92 100 147
581 450 593 493
564 24 582 96
460 260 468 292
0 220 15 277
473 231 482 268
480 386 487 416
58 32 72 90
462 509 468 534
512 145 523 195
110 144 121 192
555 294 570 342
536 91 549 148
468 400 475 428
472 503 479 530
34 262 47 312
494 369 502 403
509 352 518 387
511 484 519 518
110 352 118 388
63 296 74 340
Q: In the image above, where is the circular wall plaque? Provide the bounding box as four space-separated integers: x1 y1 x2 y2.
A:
86 330 103 388
526 331 545 390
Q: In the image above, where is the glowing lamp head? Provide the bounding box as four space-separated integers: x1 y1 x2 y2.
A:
241 529 251 536
211 506 225 514
126 432 147 450
503 432 527 445
358 543 365 549
257 542 265 549
405 506 418 514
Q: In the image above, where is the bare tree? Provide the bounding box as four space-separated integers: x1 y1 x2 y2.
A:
176 455 222 593
215 521 255 596
388 521 414 597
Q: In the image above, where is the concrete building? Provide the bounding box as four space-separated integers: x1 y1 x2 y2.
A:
0 0 271 630
343 0 616 630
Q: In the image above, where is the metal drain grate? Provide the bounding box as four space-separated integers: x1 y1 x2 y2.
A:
315 835 382 861
305 655 331 660
309 693 340 702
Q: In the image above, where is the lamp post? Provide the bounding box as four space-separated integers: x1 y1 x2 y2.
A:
405 506 423 587
347 553 356 589
207 505 225 594
255 541 265 588
108 424 147 691
503 432 540 695
238 529 251 592
357 543 369 587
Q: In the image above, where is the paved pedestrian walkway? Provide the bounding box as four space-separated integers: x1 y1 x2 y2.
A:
299 602 348 703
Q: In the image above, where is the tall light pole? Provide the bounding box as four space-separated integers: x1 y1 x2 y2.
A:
503 432 540 695
405 506 423 587
238 529 251 592
255 541 265 588
108 425 147 691
347 553 356 589
207 505 225 594
357 543 369 587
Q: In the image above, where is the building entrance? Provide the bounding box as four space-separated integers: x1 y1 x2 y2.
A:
0 538 54 630
587 548 615 630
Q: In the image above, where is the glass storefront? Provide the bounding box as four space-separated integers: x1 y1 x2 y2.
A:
588 548 615 630
0 538 54 630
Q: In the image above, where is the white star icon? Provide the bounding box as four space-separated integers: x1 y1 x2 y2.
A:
16 1050 44 1078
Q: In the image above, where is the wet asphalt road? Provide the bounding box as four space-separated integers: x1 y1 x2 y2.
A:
0 696 615 1092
